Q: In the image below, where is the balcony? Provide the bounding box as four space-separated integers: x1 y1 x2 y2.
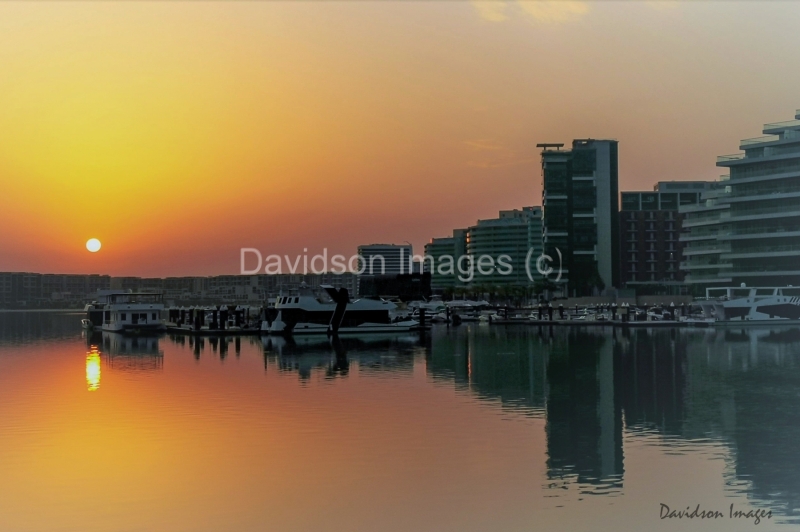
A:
682 244 730 257
726 166 800 185
682 215 729 229
740 135 780 148
764 118 800 134
729 183 800 200
680 261 733 271
728 204 800 220
731 269 800 278
717 153 746 163
679 233 717 243
685 273 733 284
722 227 800 240
723 243 800 260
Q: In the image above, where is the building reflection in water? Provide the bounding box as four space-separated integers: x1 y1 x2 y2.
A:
682 327 800 523
545 329 623 493
427 326 547 412
614 327 688 436
428 325 623 493
160 323 800 522
427 323 800 521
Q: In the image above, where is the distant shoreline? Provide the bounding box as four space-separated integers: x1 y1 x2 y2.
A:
0 309 82 313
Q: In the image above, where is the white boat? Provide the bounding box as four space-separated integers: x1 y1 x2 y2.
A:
408 296 447 314
478 311 499 322
445 299 491 310
262 284 419 335
696 286 800 325
84 290 166 334
429 311 451 323
457 312 481 322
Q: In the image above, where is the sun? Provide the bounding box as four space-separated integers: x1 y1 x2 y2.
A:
86 238 102 253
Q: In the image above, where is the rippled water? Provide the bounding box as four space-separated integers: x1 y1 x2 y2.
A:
1 312 799 531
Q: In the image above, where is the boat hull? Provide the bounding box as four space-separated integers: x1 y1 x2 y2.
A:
101 323 166 335
264 320 419 336
713 318 800 327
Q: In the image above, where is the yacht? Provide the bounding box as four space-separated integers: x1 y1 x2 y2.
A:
83 290 166 334
695 286 800 325
407 296 447 314
262 284 418 335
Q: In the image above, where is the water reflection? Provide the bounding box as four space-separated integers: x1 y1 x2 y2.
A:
84 331 164 373
614 327 688 437
683 327 800 523
0 311 82 345
85 346 101 391
544 329 623 494
428 324 800 522
3 312 800 527
428 326 547 412
428 326 623 494
260 334 422 381
169 334 249 362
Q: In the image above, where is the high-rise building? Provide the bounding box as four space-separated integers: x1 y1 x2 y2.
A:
356 243 416 298
620 181 713 288
679 183 732 288
714 109 800 287
539 139 620 296
357 244 413 276
425 208 542 293
424 234 460 291
465 207 542 287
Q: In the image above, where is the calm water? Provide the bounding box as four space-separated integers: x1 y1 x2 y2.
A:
1 312 799 531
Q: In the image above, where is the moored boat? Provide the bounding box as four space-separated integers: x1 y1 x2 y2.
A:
696 286 800 326
83 290 166 334
262 283 419 336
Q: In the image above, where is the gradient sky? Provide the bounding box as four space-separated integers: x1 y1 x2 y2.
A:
1 1 799 277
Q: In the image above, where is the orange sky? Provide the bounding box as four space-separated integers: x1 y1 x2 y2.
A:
0 1 799 276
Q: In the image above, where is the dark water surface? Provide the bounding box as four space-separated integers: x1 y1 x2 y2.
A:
1 312 799 531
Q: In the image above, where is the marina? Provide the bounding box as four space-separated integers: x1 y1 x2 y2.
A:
80 283 800 338
2 3 797 531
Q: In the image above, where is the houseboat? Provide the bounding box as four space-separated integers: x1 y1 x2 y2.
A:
83 290 166 334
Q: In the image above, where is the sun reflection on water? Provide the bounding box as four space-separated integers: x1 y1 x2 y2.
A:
86 346 101 391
